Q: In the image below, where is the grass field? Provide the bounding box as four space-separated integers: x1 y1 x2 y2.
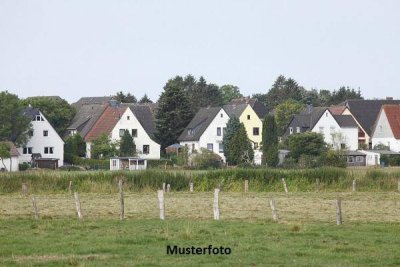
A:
1 192 400 266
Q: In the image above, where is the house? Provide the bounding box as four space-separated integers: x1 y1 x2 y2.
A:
371 104 400 152
84 102 160 159
110 157 147 171
178 107 229 161
285 107 359 150
223 103 263 149
343 151 367 167
18 107 64 167
339 99 400 148
0 142 19 172
228 97 268 119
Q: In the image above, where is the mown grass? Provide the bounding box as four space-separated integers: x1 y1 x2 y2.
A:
0 219 399 266
1 167 400 193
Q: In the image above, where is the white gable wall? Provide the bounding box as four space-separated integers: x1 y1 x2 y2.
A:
110 108 160 159
372 110 400 152
311 110 358 150
18 111 64 166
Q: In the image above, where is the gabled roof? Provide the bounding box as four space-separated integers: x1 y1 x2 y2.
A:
85 105 127 141
22 107 40 119
126 103 158 138
297 107 327 130
343 99 400 135
72 96 113 109
178 107 222 142
0 141 19 157
229 97 268 118
329 106 347 115
382 105 400 139
67 104 107 138
332 115 358 128
223 103 248 118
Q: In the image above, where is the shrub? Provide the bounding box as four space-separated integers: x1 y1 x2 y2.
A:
192 148 222 169
318 150 346 168
18 162 31 171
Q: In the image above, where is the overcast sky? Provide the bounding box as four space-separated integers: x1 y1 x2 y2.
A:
1 0 399 103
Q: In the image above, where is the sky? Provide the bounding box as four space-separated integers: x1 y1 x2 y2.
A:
1 0 399 103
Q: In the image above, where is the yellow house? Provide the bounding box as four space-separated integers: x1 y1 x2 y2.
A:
223 104 263 149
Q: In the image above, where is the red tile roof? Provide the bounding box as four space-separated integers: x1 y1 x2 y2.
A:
85 105 127 142
329 106 347 115
383 104 400 139
0 141 19 157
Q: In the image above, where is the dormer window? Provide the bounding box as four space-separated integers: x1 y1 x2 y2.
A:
188 129 194 137
33 115 44 121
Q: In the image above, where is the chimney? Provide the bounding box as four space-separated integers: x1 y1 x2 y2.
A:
386 97 393 100
306 101 313 114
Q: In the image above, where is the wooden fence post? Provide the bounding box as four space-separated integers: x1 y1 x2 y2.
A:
31 195 39 220
316 179 320 190
22 183 29 196
119 179 124 220
69 181 73 195
162 183 166 193
74 192 83 220
336 198 342 225
157 190 165 220
282 178 288 193
167 184 171 193
352 179 356 192
244 179 249 193
269 199 278 222
189 182 194 192
213 188 220 220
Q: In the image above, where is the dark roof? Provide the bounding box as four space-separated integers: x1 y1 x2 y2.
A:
342 150 366 156
333 115 358 128
223 104 247 118
344 99 400 135
72 96 114 109
229 97 268 118
22 107 40 120
126 103 158 137
0 141 19 157
67 104 107 138
178 107 222 142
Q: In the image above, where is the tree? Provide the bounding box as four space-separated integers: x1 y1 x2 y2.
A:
274 100 304 136
120 130 136 156
0 91 31 145
139 94 153 103
262 114 279 167
91 133 118 159
64 134 86 162
0 142 11 171
227 123 254 165
286 132 327 162
219 85 243 104
329 86 363 105
23 96 76 135
155 76 194 150
223 116 241 163
115 91 137 103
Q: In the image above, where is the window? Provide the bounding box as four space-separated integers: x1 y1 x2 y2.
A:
131 129 137 137
347 156 354 163
219 143 224 153
319 127 324 133
356 156 364 163
220 113 223 118
217 127 221 136
253 127 260 136
296 127 300 133
23 147 32 154
289 127 293 134
33 115 44 121
28 130 34 137
325 112 328 117
188 129 194 137
247 115 251 120
127 116 130 120
143 145 150 154
340 143 346 149
112 159 117 167
43 130 48 137
207 143 213 152
44 147 54 154
119 129 125 137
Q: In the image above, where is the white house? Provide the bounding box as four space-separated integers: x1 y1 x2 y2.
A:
178 107 229 162
0 142 19 172
371 104 400 152
18 107 64 167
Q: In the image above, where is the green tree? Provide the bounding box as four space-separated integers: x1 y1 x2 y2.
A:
139 94 153 103
120 130 136 156
219 85 243 104
0 142 11 171
115 91 137 103
0 91 31 145
227 123 254 165
155 76 194 150
286 132 327 162
274 100 304 136
262 114 279 167
222 116 241 163
64 134 86 162
91 133 118 159
23 96 76 135
329 86 363 105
